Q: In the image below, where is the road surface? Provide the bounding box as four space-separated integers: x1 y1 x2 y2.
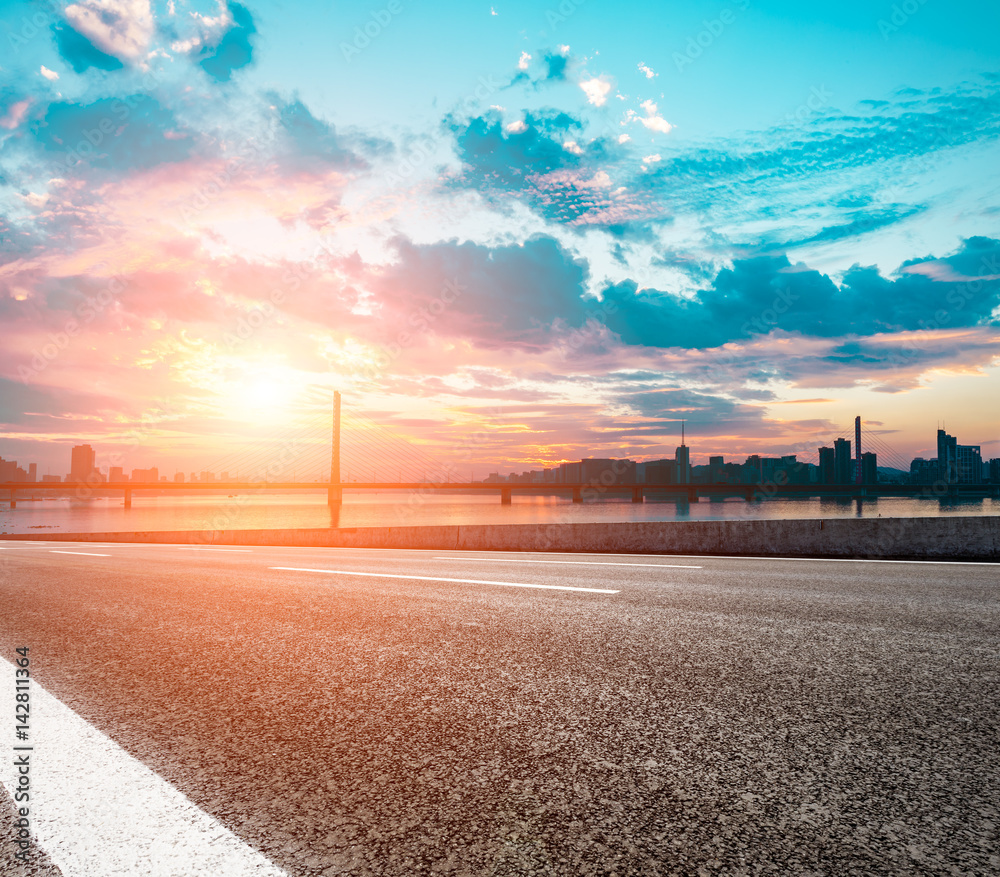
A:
1 542 997 876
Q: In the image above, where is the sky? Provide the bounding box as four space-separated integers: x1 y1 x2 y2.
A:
1 0 999 478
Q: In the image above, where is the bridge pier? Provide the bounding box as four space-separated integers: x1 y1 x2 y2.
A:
572 487 582 503
123 488 131 509
500 487 512 505
687 487 698 502
328 485 342 506
632 486 643 503
9 489 15 509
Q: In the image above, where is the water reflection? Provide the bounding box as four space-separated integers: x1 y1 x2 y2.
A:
0 492 997 535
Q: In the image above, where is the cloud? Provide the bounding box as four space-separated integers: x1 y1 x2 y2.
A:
62 0 154 62
31 95 193 173
271 96 374 173
197 1 257 82
638 63 656 80
40 66 60 82
597 238 1000 351
367 235 591 351
632 99 672 134
579 76 612 107
52 23 126 73
543 51 569 81
517 51 531 71
0 99 31 131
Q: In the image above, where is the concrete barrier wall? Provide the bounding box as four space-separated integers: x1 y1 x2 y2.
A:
2 516 998 559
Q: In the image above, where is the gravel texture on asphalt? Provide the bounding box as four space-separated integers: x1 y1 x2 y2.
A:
1 545 998 876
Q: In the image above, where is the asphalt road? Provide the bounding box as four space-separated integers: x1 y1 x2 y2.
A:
1 542 998 876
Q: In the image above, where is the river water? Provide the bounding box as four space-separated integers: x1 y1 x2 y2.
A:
1 491 997 535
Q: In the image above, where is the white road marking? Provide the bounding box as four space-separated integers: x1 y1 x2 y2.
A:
434 556 701 569
448 550 1000 567
0 547 50 550
0 658 288 877
176 547 253 552
49 551 112 557
270 567 620 594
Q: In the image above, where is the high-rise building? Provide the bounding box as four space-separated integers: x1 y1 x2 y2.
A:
579 459 635 485
937 429 958 484
174 472 185 483
909 457 937 484
861 452 878 484
818 447 835 484
0 457 16 481
833 438 852 484
70 444 96 481
990 459 1000 484
956 445 983 484
644 459 678 484
109 466 126 483
27 463 37 483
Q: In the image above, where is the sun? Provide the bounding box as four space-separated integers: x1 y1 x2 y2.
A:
232 378 295 423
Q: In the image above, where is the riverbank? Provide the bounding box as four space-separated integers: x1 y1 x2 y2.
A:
2 516 997 560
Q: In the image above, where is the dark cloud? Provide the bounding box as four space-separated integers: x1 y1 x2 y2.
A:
596 237 1000 348
447 111 638 228
272 96 371 172
450 111 584 186
777 205 926 249
198 1 257 82
51 23 125 73
543 52 568 81
32 95 192 172
370 235 590 350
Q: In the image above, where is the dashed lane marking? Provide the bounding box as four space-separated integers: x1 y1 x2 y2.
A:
434 557 702 569
176 548 253 552
270 567 620 594
48 551 112 557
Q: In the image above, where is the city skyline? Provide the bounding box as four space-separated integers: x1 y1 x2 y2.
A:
1 1 998 481
2 422 996 488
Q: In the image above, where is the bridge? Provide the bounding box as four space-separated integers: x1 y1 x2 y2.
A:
2 480 995 510
4 394 995 508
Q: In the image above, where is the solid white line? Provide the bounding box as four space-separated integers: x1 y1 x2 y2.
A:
434 556 701 569
176 547 253 552
49 550 112 557
0 659 289 877
270 567 620 594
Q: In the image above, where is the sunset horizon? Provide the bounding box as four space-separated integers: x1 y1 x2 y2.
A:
2 0 998 478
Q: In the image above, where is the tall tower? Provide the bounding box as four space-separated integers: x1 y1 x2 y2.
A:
328 391 342 506
855 415 862 485
675 420 690 484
